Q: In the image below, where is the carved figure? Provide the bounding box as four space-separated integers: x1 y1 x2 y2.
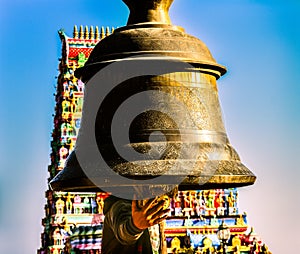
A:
73 195 82 214
64 193 75 213
174 194 182 216
59 147 68 162
227 191 236 215
202 237 214 253
55 198 65 215
236 215 246 227
96 196 104 214
183 192 193 216
206 190 214 208
214 194 225 216
83 196 91 213
91 197 97 214
171 237 181 252
77 52 87 67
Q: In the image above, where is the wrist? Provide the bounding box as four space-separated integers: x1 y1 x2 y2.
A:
129 216 144 234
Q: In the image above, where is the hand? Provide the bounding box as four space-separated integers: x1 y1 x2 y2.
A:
132 196 170 230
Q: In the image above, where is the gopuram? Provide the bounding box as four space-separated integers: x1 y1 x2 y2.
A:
38 1 271 253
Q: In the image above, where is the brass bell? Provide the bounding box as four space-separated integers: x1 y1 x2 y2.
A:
50 0 256 195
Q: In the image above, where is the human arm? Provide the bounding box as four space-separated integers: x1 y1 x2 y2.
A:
104 199 144 245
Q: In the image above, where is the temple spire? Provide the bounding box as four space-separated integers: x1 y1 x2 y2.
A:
90 26 94 40
79 25 84 39
73 25 78 39
84 25 89 39
105 27 110 36
100 26 105 39
95 26 100 40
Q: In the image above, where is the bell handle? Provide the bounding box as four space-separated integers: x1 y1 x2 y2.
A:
122 0 174 25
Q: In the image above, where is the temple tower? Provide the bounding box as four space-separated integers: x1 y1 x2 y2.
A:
37 26 113 254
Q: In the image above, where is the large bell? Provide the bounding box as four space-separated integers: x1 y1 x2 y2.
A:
50 0 256 195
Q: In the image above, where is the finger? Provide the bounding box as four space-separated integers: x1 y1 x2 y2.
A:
151 208 170 220
143 197 159 212
146 206 164 220
151 214 169 226
150 198 167 210
146 200 165 217
147 209 170 223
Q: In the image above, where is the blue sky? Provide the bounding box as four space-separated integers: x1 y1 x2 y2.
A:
0 0 299 253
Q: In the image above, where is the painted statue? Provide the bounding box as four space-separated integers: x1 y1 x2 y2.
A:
64 193 75 214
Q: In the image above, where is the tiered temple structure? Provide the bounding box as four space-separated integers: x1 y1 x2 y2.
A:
38 26 113 254
38 26 271 254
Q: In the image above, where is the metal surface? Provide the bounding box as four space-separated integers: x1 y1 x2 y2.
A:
50 0 256 193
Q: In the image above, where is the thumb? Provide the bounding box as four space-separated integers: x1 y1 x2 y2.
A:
132 194 138 212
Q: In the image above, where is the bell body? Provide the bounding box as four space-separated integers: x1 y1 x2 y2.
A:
50 0 256 193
